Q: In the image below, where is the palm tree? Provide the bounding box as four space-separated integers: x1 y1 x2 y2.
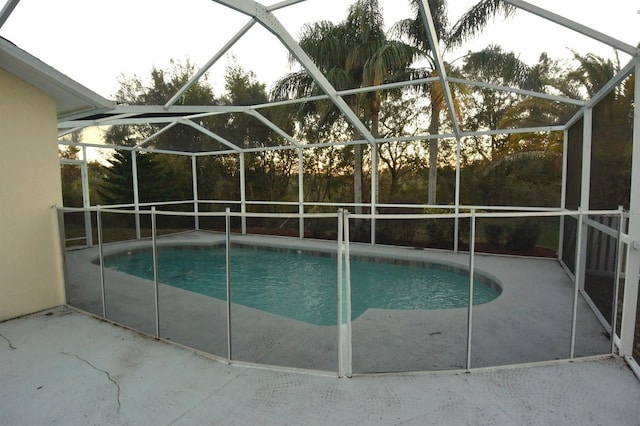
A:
496 51 620 156
461 45 546 161
502 51 633 209
271 0 416 213
392 0 515 204
482 50 634 211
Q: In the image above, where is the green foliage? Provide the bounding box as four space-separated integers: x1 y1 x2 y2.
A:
60 164 83 207
99 61 302 210
424 218 455 249
271 0 416 209
506 221 541 252
461 155 561 208
484 224 504 246
59 133 86 207
377 95 429 196
588 73 633 210
375 219 418 246
303 147 353 204
446 0 516 47
461 46 549 161
196 155 239 202
76 3 632 250
105 59 220 152
97 150 170 205
392 0 514 204
422 208 470 249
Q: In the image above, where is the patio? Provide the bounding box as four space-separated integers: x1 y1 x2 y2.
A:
1 1 639 423
1 306 638 425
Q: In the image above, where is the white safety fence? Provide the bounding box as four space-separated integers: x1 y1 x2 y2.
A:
56 205 639 377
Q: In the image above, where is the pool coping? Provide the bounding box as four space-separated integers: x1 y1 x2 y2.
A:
99 238 504 296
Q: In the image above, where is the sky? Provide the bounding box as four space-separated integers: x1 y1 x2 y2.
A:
1 0 639 100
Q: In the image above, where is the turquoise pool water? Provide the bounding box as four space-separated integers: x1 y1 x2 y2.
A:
103 245 501 325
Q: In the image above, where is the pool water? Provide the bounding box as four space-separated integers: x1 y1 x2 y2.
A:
103 245 501 325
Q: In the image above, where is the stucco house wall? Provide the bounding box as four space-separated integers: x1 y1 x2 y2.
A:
0 68 65 321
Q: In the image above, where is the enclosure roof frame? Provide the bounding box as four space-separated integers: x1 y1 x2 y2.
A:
0 0 634 155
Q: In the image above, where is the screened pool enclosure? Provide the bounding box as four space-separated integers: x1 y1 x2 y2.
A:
26 0 639 376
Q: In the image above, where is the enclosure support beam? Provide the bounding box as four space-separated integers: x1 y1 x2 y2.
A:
504 0 637 55
619 60 640 357
611 206 625 354
340 210 353 378
183 120 243 153
558 130 569 260
416 1 462 141
164 19 256 109
298 148 304 239
131 150 142 240
151 207 160 338
454 141 462 252
225 208 233 361
466 210 476 370
246 110 301 148
447 77 585 107
346 212 353 378
337 210 345 377
578 109 593 291
81 146 93 247
239 152 247 235
570 209 585 359
0 0 19 29
192 156 200 231
371 143 377 245
135 122 178 150
565 61 636 131
96 206 106 319
213 0 376 146
417 0 463 251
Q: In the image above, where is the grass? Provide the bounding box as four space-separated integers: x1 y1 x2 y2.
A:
475 217 560 251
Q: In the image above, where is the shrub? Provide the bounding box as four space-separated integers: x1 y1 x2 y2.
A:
376 219 418 246
425 218 454 249
375 220 394 244
484 224 504 246
423 209 470 249
506 221 541 252
351 219 370 243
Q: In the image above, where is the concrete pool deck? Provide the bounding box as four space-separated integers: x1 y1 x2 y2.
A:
1 307 639 425
64 231 612 373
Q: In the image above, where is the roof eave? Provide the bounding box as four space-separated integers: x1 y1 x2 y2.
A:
0 37 115 120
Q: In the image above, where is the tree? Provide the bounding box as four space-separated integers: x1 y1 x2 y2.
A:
469 51 632 209
271 0 417 212
392 0 515 204
221 65 299 204
571 53 632 209
96 150 169 205
59 156 83 208
104 59 219 152
461 45 546 161
496 51 621 163
99 61 213 207
59 131 83 207
376 94 428 196
101 61 294 208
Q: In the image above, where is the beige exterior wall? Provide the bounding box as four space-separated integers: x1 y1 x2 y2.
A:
0 69 65 321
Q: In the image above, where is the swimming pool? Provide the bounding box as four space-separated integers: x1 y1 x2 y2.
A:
102 244 501 325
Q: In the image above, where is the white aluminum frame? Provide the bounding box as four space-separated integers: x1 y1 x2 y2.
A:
37 0 640 376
